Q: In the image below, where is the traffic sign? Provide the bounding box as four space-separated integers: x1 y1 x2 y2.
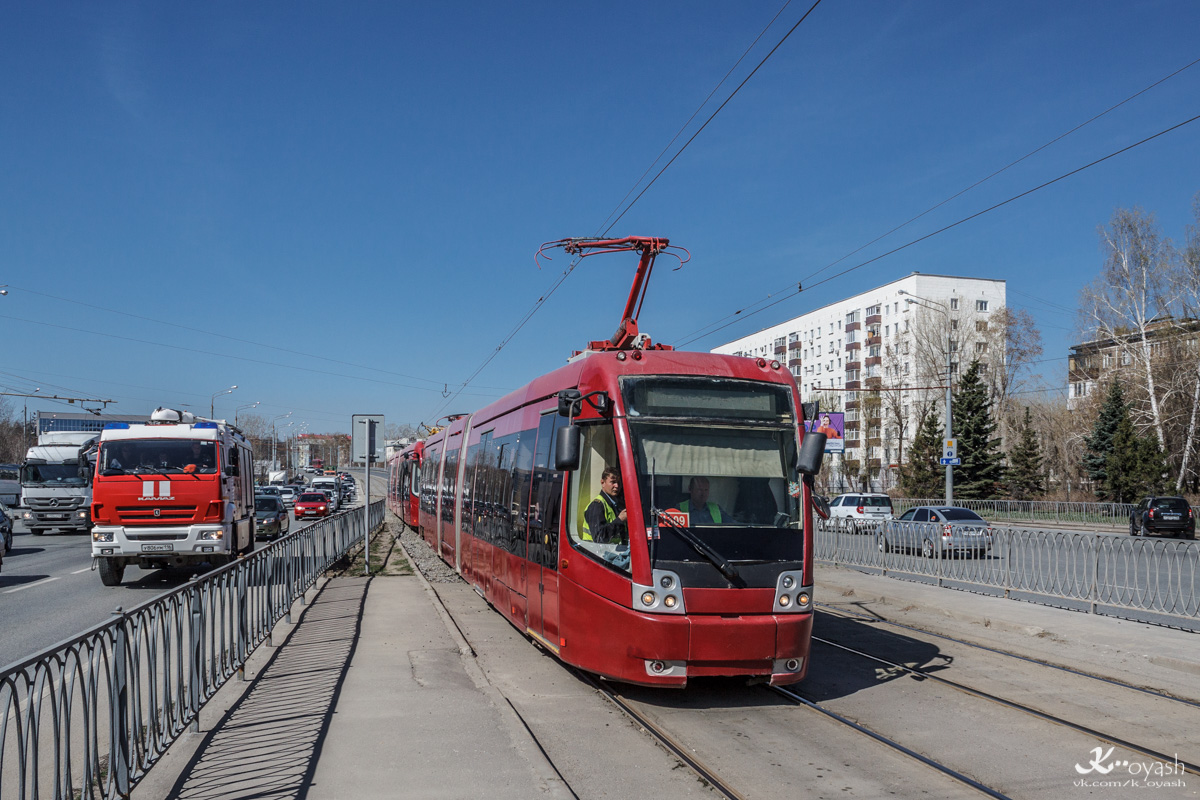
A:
940 457 961 466
942 437 957 461
352 414 385 463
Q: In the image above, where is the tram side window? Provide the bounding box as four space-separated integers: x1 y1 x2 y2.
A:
566 424 630 574
443 443 459 523
528 414 565 569
462 442 483 541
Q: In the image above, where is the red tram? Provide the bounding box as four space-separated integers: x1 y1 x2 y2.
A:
388 238 826 687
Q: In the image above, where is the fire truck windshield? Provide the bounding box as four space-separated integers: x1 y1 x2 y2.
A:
100 440 218 475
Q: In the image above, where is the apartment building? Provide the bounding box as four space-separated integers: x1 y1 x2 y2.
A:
714 272 1006 491
1067 317 1200 409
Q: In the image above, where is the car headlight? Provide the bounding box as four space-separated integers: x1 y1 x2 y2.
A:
93 531 114 542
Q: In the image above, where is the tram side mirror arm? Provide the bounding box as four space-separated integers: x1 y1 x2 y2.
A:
797 432 826 477
558 390 582 418
555 425 582 471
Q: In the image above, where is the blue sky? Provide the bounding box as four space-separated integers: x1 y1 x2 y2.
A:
2 1 1198 434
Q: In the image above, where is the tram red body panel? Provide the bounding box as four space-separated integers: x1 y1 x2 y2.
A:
394 279 818 687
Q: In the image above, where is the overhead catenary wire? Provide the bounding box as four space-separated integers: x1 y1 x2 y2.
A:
425 0 824 424
675 110 1200 349
672 55 1200 347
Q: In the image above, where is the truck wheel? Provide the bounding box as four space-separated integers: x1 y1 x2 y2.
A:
98 558 125 586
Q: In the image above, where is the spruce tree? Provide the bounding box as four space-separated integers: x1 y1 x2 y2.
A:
951 360 1005 499
1084 381 1126 498
1006 407 1045 499
900 410 943 498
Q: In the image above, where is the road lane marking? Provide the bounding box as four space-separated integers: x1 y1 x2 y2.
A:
4 576 61 594
71 567 91 574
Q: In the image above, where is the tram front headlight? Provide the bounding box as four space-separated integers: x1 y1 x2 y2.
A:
663 595 677 609
641 591 656 607
797 593 810 607
779 595 792 607
782 575 795 590
659 575 674 589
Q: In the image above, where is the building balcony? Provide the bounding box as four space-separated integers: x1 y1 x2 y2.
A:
845 341 861 351
845 321 861 332
845 381 861 390
845 400 859 411
865 335 881 347
865 356 882 367
866 458 881 469
865 314 882 325
867 437 882 447
844 439 860 450
845 361 861 371
788 341 802 351
774 344 786 355
864 375 882 387
788 358 802 368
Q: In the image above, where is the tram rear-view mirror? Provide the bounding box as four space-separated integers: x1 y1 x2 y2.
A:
797 432 826 476
557 389 582 417
555 425 582 471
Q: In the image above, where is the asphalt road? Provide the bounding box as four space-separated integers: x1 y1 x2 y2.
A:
0 470 386 670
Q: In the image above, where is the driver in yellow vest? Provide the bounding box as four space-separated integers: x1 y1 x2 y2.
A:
582 466 628 543
680 476 730 524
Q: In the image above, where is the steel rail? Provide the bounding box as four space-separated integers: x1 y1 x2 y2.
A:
815 603 1200 709
583 676 749 800
0 499 387 800
810 634 1199 777
768 684 1011 799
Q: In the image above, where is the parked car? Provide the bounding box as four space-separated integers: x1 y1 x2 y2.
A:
295 491 331 519
879 506 993 558
827 493 895 532
1130 496 1195 538
255 495 291 540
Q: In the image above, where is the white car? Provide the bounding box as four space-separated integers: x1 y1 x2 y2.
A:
827 493 894 532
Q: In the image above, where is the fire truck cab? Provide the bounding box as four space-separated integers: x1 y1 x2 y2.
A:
90 407 255 586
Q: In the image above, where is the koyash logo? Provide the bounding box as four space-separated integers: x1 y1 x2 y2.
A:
139 481 174 501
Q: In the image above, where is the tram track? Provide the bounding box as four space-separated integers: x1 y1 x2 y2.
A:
766 684 1011 799
803 631 1199 777
817 602 1200 709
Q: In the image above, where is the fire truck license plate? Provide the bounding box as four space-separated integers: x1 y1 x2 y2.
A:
141 543 174 552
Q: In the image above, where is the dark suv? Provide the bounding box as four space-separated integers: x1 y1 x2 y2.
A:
1130 496 1195 538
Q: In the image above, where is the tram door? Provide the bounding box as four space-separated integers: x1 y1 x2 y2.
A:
527 414 563 643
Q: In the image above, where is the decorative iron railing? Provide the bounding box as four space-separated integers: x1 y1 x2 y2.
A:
0 500 386 799
816 518 1199 626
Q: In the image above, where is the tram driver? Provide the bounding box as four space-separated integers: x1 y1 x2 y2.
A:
680 476 732 525
582 465 627 544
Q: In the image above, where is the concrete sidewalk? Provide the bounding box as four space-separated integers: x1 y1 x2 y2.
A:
139 571 567 799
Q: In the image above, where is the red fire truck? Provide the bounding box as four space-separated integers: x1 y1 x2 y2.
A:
90 407 255 586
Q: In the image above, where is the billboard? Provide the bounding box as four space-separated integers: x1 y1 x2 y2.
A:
803 411 845 454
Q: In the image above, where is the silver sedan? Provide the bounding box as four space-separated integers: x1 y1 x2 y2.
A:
879 506 992 558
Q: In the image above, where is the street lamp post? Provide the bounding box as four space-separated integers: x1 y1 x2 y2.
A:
234 401 260 426
210 385 238 418
900 291 954 504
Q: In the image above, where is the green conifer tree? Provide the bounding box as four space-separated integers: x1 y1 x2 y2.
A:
1006 406 1045 499
1084 381 1126 499
900 410 943 498
952 360 1005 499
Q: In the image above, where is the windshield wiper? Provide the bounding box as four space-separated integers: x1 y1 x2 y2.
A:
653 508 743 585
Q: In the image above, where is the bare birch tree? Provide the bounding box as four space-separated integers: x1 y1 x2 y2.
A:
1080 207 1175 451
1167 194 1200 490
983 306 1043 444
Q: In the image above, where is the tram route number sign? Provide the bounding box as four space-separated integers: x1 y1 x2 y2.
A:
657 509 689 529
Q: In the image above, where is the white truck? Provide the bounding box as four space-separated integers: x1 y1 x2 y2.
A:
20 431 99 535
268 470 288 486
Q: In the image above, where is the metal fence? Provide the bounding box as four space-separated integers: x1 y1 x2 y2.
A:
889 498 1138 528
0 500 386 800
815 520 1200 626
